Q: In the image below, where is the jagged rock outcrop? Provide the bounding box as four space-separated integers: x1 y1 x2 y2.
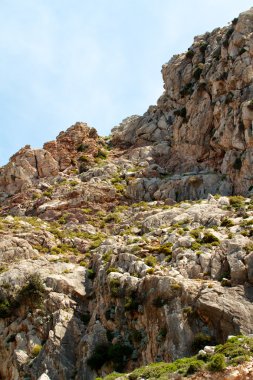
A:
43 122 99 171
0 122 102 198
0 146 59 196
112 8 253 200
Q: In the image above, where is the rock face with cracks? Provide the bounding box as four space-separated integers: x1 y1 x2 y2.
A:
0 8 253 380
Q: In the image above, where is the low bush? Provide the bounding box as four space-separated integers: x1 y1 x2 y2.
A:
31 344 42 357
201 232 220 245
144 255 157 267
0 274 46 318
186 50 195 59
0 299 12 318
207 353 226 372
95 149 108 160
229 196 244 208
244 242 253 254
109 278 121 297
124 295 139 311
87 269 96 280
105 335 253 379
18 273 46 308
221 218 234 227
104 213 121 223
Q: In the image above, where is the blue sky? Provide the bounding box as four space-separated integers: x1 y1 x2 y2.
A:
1 1 252 165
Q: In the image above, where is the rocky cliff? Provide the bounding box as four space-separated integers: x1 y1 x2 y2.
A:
0 8 253 380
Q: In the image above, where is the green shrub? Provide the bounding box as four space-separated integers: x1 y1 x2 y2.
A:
201 232 220 244
129 362 174 380
31 344 42 357
186 49 195 59
148 243 172 255
207 353 226 372
87 269 96 280
199 42 208 53
240 219 253 227
69 180 78 187
43 188 53 198
129 357 204 379
18 273 46 308
185 359 204 375
106 335 253 379
95 149 108 160
221 218 234 227
109 278 121 297
215 335 253 365
114 183 125 193
82 208 92 214
58 215 68 225
107 267 119 274
0 266 8 274
33 244 48 254
104 213 121 223
103 251 113 263
191 242 201 251
78 154 90 163
0 299 11 318
245 242 253 254
229 196 244 208
144 255 157 267
190 229 202 239
183 306 193 315
171 282 182 291
89 239 103 249
124 295 139 311
102 372 123 380
0 275 45 317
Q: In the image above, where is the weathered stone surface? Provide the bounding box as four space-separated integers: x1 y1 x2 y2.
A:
0 7 253 380
0 147 58 195
110 8 253 200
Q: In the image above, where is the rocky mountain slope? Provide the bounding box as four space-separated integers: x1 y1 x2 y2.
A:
1 7 253 380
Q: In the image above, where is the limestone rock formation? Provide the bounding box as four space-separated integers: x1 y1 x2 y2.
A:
112 8 253 199
0 7 253 380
